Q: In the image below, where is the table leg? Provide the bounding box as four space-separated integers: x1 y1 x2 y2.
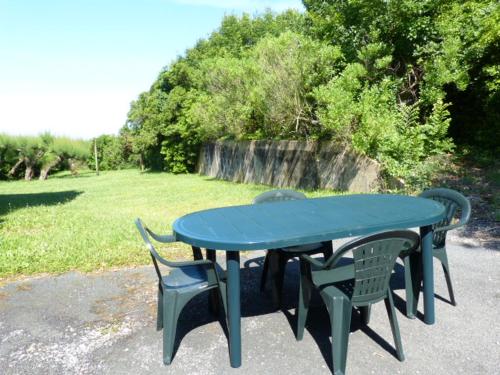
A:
420 225 435 325
206 249 216 261
323 241 334 259
192 246 203 260
226 251 241 368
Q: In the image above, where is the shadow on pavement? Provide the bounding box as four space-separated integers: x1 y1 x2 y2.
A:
168 254 416 370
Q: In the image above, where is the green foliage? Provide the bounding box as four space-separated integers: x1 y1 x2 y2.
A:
52 137 90 160
122 2 498 189
249 32 343 139
123 11 309 173
191 32 343 141
378 101 454 188
0 134 17 177
90 134 131 171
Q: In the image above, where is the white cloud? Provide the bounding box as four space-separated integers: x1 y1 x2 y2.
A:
172 0 304 12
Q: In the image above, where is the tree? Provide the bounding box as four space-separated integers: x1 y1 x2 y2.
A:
0 133 90 180
0 134 19 179
7 135 48 180
303 0 500 149
121 3 498 189
89 135 129 171
39 137 90 180
123 11 308 173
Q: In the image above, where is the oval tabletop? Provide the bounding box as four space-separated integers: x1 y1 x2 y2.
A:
172 194 445 251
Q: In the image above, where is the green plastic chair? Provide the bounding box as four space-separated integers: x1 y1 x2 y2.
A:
402 188 471 316
253 189 332 307
296 230 420 375
135 218 227 365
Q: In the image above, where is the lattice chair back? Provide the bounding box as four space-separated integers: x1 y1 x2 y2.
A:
324 231 420 306
253 189 306 204
420 188 471 248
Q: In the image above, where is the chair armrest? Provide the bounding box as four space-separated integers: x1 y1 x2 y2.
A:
142 225 191 267
324 249 351 269
145 227 176 243
434 222 465 233
163 258 215 268
311 264 355 286
301 254 326 269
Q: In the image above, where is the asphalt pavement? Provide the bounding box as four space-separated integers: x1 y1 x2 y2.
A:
1 240 499 375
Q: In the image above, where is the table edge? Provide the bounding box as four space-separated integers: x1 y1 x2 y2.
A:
172 195 445 251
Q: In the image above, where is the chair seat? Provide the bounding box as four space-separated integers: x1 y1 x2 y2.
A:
163 263 225 291
282 242 324 253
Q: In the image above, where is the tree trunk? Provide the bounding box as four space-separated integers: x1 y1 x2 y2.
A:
69 159 79 176
8 158 24 176
39 155 62 180
24 163 34 180
24 150 44 180
139 153 145 172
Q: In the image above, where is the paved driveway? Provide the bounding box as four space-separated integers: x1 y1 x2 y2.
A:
1 242 499 374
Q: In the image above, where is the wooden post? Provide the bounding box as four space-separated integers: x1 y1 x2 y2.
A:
94 139 99 176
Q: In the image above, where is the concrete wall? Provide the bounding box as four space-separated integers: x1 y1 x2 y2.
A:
198 141 380 192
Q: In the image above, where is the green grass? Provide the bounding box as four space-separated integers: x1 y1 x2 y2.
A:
0 169 335 279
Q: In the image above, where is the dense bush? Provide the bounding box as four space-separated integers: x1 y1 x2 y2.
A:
88 134 135 171
124 11 308 174
123 2 499 190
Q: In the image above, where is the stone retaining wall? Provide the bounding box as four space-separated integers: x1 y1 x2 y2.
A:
197 141 380 192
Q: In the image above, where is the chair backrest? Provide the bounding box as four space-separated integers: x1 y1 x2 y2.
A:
135 218 176 281
253 189 306 204
326 230 420 305
419 188 471 247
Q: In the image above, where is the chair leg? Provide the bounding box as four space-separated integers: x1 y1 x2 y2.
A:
296 259 313 341
218 282 228 318
439 251 456 306
162 289 211 365
330 296 352 375
162 292 192 365
157 287 163 331
206 249 219 314
260 251 271 292
162 292 179 365
359 304 371 325
385 291 405 362
209 289 220 315
403 253 422 319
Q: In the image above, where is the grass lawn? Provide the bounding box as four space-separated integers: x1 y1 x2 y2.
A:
0 169 335 279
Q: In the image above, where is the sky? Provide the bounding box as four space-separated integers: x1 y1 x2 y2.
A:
0 0 303 139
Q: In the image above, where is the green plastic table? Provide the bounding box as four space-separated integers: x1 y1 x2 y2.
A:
172 194 445 368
